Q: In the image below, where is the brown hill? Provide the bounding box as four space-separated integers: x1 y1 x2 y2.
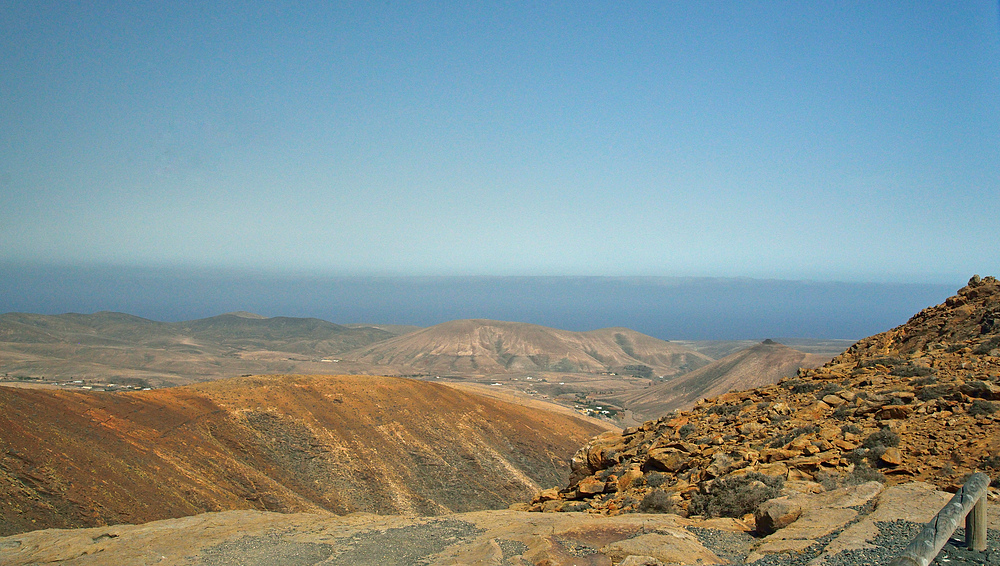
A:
619 340 814 421
0 312 396 386
0 373 605 536
350 319 712 376
528 276 1000 518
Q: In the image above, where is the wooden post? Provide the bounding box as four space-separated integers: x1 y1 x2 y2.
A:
888 472 991 566
966 494 987 551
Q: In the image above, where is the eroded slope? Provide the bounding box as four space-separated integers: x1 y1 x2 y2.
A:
0 374 604 536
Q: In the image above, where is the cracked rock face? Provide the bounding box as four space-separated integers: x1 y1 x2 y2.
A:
529 276 1000 517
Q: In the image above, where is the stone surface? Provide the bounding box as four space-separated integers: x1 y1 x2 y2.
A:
0 510 739 566
600 531 725 565
755 497 803 535
808 482 954 565
0 482 994 566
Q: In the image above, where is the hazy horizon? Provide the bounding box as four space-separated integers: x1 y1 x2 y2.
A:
0 262 964 341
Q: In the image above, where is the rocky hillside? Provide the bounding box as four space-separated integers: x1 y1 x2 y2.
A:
350 319 712 376
619 340 814 421
527 276 1000 518
0 374 604 536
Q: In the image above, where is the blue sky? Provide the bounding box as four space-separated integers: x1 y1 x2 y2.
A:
2 2 998 282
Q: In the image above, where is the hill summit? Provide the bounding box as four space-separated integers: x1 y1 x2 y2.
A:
352 319 711 376
527 276 1000 516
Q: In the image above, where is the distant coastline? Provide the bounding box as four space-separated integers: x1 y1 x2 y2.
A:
0 262 959 341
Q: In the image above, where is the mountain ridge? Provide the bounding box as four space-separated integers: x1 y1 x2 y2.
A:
618 339 814 421
351 319 713 376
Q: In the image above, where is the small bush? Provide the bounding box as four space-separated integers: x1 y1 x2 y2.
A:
815 383 843 399
863 427 900 449
973 336 1000 355
687 473 783 518
917 386 949 401
768 425 821 449
983 455 1000 469
845 448 867 466
969 399 996 416
769 413 790 424
638 489 675 513
865 445 888 467
707 404 741 416
786 380 823 394
856 357 906 370
644 472 668 488
678 423 697 438
815 471 841 491
891 364 934 378
841 424 862 435
847 463 886 485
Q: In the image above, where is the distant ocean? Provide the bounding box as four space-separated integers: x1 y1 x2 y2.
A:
0 263 961 341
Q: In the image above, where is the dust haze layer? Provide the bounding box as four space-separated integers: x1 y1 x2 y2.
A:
0 264 960 340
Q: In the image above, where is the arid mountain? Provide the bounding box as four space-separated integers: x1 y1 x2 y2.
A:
529 276 1000 519
176 312 394 354
0 373 605 536
0 312 396 386
673 338 855 362
350 319 712 376
619 340 816 421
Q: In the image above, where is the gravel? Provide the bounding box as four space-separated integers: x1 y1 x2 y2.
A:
197 519 484 566
322 518 483 566
198 530 334 566
495 538 530 563
932 526 1000 566
690 520 1000 566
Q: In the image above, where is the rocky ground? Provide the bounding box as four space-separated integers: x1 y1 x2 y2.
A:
526 277 1000 519
0 481 996 565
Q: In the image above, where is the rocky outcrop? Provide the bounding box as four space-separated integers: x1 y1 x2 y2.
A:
528 276 1000 517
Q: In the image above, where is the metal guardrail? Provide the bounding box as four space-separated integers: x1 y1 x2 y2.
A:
888 472 991 566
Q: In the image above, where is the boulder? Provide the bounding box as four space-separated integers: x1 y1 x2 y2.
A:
577 477 606 495
879 447 903 467
647 449 689 472
960 381 1000 400
755 496 803 535
823 395 846 406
